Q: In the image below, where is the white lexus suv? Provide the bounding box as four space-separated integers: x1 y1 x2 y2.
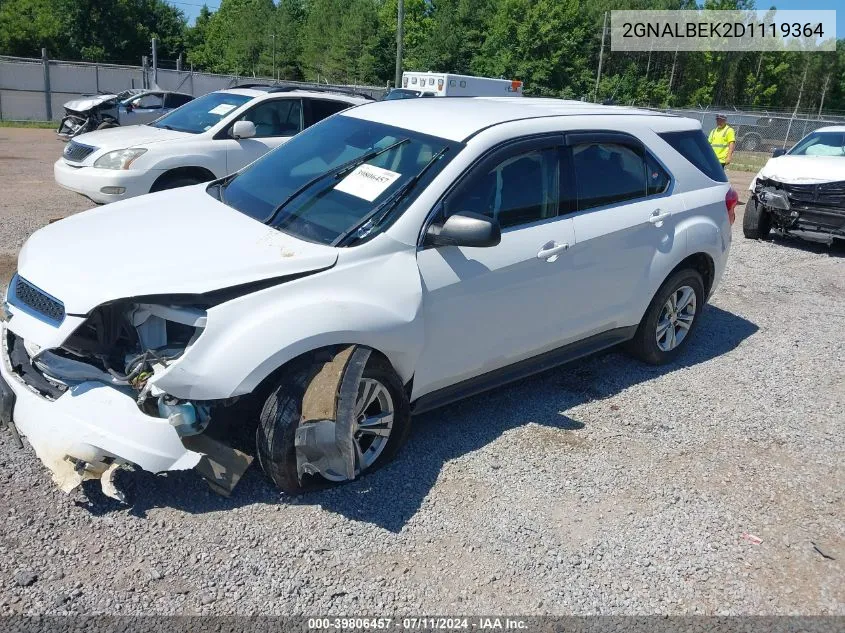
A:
3 98 734 499
54 85 371 204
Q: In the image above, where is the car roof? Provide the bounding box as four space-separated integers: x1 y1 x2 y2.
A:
343 97 694 142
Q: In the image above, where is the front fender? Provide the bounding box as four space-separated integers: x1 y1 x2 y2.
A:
145 154 223 178
152 250 424 400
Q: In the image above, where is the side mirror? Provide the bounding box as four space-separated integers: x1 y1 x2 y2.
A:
231 120 256 140
772 148 787 158
425 211 501 248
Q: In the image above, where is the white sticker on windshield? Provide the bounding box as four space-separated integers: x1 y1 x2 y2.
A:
334 164 401 202
209 103 237 116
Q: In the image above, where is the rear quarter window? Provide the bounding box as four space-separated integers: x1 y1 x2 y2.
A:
658 130 727 183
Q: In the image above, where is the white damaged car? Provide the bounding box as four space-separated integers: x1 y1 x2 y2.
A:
745 126 845 244
2 98 733 498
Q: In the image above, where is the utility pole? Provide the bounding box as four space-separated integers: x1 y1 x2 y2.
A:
151 37 158 87
784 62 808 148
593 11 608 102
818 74 830 117
271 34 276 82
394 0 404 89
666 47 678 107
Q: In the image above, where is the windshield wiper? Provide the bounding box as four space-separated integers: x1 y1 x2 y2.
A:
264 138 410 226
333 145 450 246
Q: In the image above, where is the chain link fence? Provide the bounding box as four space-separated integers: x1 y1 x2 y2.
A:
0 54 388 122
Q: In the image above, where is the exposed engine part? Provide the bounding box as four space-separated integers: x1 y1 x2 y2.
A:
294 345 371 482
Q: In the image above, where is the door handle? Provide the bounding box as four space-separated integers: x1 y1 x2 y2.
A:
537 241 570 262
648 208 670 226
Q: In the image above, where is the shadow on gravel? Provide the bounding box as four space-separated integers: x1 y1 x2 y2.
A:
766 234 845 258
76 305 757 526
308 304 758 531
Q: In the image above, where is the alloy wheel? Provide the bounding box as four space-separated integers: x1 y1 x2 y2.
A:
655 285 697 352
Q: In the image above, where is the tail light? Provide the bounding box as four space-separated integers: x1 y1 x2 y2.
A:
725 187 738 225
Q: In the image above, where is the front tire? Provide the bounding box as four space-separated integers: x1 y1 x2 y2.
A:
742 196 772 240
256 353 411 495
626 269 705 365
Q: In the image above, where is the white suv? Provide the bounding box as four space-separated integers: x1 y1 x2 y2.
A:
54 86 371 204
3 98 734 498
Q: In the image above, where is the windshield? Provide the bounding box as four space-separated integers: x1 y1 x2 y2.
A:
789 131 845 156
149 92 251 134
220 115 457 245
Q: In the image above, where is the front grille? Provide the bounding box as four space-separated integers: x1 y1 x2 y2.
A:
63 140 97 163
757 178 845 209
11 276 65 324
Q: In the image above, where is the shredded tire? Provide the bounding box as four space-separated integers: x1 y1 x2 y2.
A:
256 352 411 495
742 196 772 240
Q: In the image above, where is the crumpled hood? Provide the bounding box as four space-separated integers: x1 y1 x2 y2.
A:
63 94 119 113
69 124 191 153
16 185 338 315
755 155 845 185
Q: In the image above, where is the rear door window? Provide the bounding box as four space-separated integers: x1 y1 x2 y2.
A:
165 93 193 108
305 99 352 128
658 130 727 182
572 142 649 210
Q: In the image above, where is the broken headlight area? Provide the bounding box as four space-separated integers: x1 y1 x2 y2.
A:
56 301 206 393
3 300 253 501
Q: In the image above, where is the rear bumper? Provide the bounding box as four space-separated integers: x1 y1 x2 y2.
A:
1 324 201 491
53 159 161 204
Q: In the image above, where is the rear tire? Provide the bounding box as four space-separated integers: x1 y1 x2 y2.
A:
256 353 411 495
626 269 705 365
742 196 772 240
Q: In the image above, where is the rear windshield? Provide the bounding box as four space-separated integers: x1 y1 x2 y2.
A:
658 130 727 182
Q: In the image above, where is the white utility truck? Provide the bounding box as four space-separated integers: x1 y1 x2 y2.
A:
384 72 524 100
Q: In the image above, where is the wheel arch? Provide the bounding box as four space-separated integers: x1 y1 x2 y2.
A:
669 252 715 298
150 166 218 192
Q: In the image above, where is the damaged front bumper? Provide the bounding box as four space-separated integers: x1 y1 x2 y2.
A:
1 324 203 494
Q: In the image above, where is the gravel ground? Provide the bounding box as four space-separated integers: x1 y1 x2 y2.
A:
0 130 842 616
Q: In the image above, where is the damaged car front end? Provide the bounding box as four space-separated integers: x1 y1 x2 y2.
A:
745 128 845 244
0 280 246 500
57 91 142 140
751 177 845 244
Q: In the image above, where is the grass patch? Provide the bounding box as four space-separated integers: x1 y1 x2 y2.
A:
727 150 771 173
0 120 56 129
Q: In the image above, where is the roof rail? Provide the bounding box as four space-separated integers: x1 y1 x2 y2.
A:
267 84 375 101
229 83 274 90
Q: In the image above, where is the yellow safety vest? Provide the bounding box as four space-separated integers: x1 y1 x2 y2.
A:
708 125 736 163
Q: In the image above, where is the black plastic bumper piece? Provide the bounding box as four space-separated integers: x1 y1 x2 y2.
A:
0 371 15 428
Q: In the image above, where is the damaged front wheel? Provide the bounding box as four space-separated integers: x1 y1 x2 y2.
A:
256 349 410 494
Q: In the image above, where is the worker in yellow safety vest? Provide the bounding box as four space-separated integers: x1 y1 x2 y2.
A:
708 113 735 167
